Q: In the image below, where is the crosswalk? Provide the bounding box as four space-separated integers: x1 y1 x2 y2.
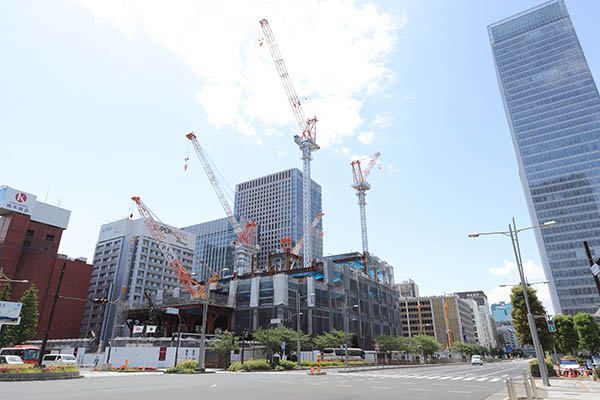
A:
346 371 506 383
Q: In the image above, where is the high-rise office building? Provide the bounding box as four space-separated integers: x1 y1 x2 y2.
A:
396 279 420 298
491 301 513 322
489 0 600 314
183 217 236 281
234 168 323 269
80 218 195 344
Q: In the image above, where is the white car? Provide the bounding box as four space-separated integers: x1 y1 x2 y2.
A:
0 355 24 364
42 354 77 366
471 355 483 365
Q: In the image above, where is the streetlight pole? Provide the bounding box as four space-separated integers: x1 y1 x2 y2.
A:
343 304 359 368
296 292 315 367
468 218 555 387
509 219 550 387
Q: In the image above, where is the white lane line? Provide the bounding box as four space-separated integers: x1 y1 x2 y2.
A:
407 388 428 391
369 386 390 390
431 383 449 386
450 376 464 380
439 376 452 380
476 377 488 381
449 390 472 394
465 385 486 388
463 377 476 381
338 384 352 388
490 378 501 382
259 380 271 383
426 376 440 380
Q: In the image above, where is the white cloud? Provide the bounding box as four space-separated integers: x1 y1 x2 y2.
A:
358 131 374 145
387 162 399 174
78 0 403 147
487 259 554 314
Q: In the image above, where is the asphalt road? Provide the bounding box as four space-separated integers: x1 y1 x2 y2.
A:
2 360 529 400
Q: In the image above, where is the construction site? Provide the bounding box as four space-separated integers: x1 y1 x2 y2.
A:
76 19 405 364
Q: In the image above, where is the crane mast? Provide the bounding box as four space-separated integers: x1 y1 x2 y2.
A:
186 132 258 276
350 152 381 254
131 196 217 299
260 18 320 269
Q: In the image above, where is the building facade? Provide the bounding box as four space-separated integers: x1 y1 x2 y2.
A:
234 168 323 270
489 0 600 315
80 218 195 345
0 185 92 339
183 217 235 281
396 279 420 298
491 301 513 322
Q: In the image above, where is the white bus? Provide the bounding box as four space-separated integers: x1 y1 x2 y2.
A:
321 348 365 361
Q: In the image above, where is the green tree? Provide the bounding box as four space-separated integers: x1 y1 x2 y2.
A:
510 285 554 351
553 314 578 355
4 284 39 345
0 283 14 347
490 347 506 358
210 330 239 366
573 312 600 354
416 335 442 357
374 334 400 352
313 329 352 349
451 342 478 358
253 327 311 357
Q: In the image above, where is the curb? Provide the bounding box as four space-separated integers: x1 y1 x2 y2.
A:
0 371 82 381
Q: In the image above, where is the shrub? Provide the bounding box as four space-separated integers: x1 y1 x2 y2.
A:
275 365 284 371
228 362 243 372
529 357 556 377
175 359 198 370
594 366 600 381
241 360 270 371
279 360 296 370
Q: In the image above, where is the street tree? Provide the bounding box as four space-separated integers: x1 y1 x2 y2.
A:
490 347 506 358
553 314 578 355
374 334 400 352
573 312 600 354
254 327 311 358
451 342 477 358
4 284 39 345
510 284 553 351
313 329 352 349
417 335 442 357
211 330 238 367
0 283 14 347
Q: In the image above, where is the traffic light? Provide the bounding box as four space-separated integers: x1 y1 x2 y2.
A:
546 317 556 332
91 298 108 304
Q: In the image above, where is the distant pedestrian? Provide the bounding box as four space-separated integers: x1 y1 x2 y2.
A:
94 356 99 368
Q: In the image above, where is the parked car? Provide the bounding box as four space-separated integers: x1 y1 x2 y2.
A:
471 355 483 365
0 355 24 364
559 358 583 374
42 354 77 366
592 356 600 368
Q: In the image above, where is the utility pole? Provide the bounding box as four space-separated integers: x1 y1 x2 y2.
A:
36 261 66 368
198 293 209 371
296 291 301 367
583 241 600 296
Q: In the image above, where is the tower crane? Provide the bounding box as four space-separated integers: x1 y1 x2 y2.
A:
131 196 218 299
260 19 319 270
185 132 258 276
351 152 381 254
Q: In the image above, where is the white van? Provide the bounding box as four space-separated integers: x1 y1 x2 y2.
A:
471 354 483 365
42 354 77 366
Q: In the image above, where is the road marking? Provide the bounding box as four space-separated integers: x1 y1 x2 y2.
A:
476 377 488 381
450 376 463 380
439 376 452 380
449 390 472 394
426 376 440 379
259 380 271 383
463 377 476 381
338 384 352 388
490 378 501 382
407 388 428 391
466 385 486 388
369 386 390 390
431 383 449 386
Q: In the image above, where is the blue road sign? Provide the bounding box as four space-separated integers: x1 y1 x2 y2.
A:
505 346 513 353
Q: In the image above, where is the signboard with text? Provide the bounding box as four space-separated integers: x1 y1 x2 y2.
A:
0 301 22 325
0 186 36 216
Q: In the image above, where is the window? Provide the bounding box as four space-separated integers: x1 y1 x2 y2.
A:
46 234 55 242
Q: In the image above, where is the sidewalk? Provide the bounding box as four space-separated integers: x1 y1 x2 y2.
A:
485 378 600 399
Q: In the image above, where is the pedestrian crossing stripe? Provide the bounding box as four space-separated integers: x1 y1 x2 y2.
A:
345 373 501 383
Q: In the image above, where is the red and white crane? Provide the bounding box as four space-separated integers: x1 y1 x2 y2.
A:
351 152 381 254
260 19 319 270
186 132 258 275
131 196 217 299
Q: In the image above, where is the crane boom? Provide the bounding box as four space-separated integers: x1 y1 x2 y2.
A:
260 19 316 141
293 213 324 256
260 18 320 270
186 132 243 236
352 152 381 185
350 152 381 255
131 196 216 299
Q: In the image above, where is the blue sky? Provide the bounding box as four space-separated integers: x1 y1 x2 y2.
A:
3 0 600 314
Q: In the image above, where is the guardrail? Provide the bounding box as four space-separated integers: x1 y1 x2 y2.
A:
506 371 540 400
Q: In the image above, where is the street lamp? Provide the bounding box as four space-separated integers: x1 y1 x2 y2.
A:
469 218 556 387
499 281 549 288
197 265 229 372
0 268 29 284
295 292 315 367
343 304 359 368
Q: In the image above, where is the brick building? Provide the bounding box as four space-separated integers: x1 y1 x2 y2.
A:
0 185 92 339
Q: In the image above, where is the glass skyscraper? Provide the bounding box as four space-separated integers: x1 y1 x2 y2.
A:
489 0 600 315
